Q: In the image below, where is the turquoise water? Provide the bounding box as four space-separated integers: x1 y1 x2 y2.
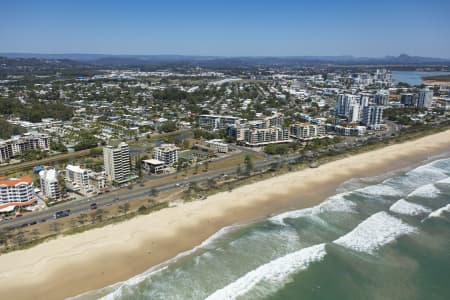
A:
73 156 450 300
392 71 450 86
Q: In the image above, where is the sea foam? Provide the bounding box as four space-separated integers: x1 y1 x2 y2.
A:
407 164 448 181
205 244 326 300
270 193 355 225
437 177 450 184
428 204 450 219
389 199 432 216
407 183 440 198
96 224 246 300
357 184 404 197
334 211 416 254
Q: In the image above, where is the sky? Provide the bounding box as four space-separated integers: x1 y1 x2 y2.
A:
1 0 450 57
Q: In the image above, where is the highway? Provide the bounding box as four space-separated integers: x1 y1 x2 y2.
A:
0 153 307 231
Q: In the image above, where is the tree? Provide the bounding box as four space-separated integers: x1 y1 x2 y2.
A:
50 141 68 153
137 205 149 214
90 209 105 223
206 178 216 189
77 213 88 226
244 155 253 175
236 164 242 176
12 231 28 247
49 222 62 234
118 203 131 215
0 230 10 247
158 121 177 133
0 118 26 139
30 228 40 240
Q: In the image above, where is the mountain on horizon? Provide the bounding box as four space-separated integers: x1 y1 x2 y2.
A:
1 53 449 66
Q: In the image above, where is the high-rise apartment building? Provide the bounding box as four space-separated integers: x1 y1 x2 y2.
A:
362 106 384 128
103 142 131 183
417 89 433 109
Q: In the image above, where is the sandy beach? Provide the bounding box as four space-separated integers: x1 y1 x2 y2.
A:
1 130 450 300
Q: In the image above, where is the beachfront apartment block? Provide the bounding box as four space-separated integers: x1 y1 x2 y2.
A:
0 133 51 163
0 176 36 212
66 165 106 194
199 114 242 130
290 123 326 140
240 127 290 146
152 144 180 166
417 89 433 109
362 105 384 128
326 124 367 136
39 168 61 200
103 142 131 184
65 165 106 195
65 165 90 194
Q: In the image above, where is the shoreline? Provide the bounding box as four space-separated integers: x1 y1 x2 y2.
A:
1 130 450 300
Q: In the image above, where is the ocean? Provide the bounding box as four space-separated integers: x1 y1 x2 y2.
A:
73 156 450 300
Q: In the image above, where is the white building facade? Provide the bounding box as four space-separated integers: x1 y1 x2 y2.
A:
103 142 131 184
39 169 61 200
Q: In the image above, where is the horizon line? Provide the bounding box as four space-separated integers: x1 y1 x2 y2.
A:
2 52 450 60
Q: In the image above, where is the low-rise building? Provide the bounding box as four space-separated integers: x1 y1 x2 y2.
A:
0 176 36 212
142 159 166 174
290 123 326 140
65 165 106 195
0 133 51 163
205 139 229 153
199 114 242 130
65 165 90 195
327 124 367 136
244 127 290 146
153 144 180 165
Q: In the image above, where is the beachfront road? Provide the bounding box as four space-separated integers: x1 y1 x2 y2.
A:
0 153 305 231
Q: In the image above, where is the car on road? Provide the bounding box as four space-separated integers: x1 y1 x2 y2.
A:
90 203 98 210
54 210 71 219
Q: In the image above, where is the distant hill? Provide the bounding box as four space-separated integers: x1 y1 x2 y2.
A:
1 53 450 66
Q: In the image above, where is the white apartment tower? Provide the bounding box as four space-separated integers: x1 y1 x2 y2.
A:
362 106 384 128
335 94 360 122
65 165 90 195
103 142 131 183
39 169 61 200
